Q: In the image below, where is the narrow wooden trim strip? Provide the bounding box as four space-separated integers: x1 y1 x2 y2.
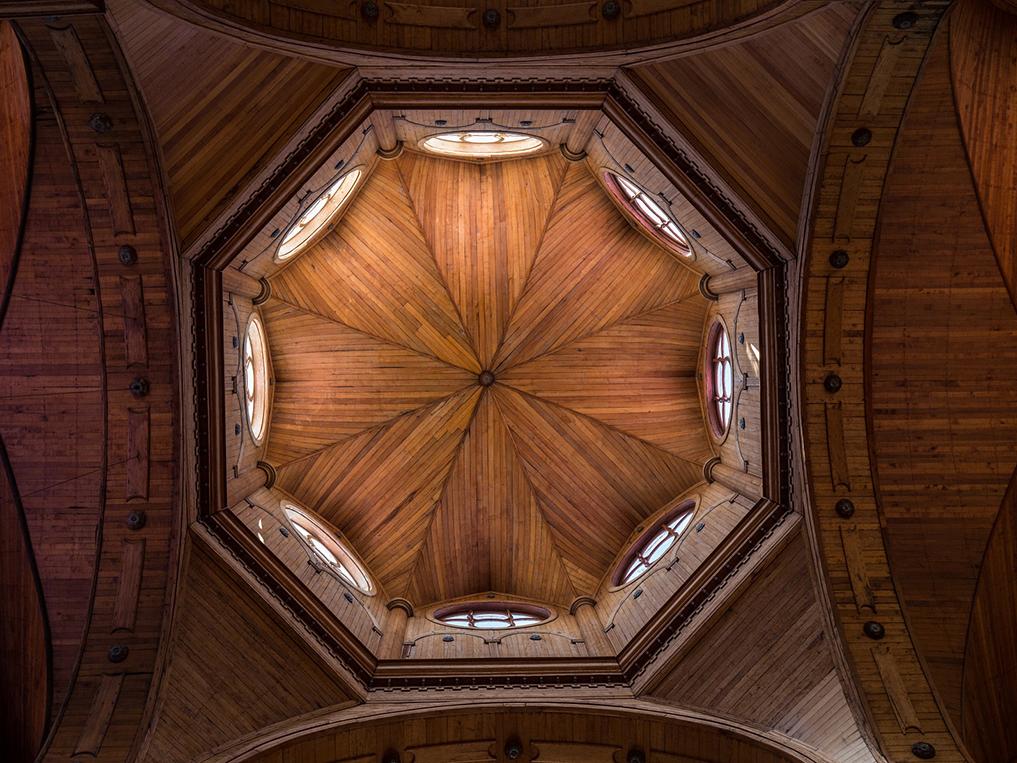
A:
72 673 123 756
112 537 145 632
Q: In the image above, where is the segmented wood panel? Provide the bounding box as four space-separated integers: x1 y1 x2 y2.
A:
107 0 349 248
869 34 1017 729
629 1 861 247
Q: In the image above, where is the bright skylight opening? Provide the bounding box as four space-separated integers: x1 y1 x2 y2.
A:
277 168 362 260
707 322 734 438
434 603 550 630
616 505 695 586
283 504 373 595
606 170 693 257
420 131 547 159
242 314 269 443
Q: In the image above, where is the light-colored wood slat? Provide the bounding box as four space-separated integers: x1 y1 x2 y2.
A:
261 299 475 463
107 0 348 248
112 537 145 631
275 388 482 596
397 151 567 368
491 386 703 594
408 392 576 607
629 2 861 246
271 160 480 373
500 298 712 462
0 18 30 294
494 164 700 371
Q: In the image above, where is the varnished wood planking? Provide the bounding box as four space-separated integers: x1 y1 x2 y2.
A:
397 151 567 368
500 299 712 463
869 34 1017 729
271 160 479 372
260 299 475 463
628 1 861 247
142 538 354 763
275 388 483 597
492 386 703 594
494 164 701 371
650 533 874 763
407 392 577 606
107 0 348 248
0 19 29 300
0 50 103 721
961 472 1017 763
951 0 1017 307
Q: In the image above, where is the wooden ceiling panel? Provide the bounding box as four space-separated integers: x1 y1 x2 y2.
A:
408 392 577 607
0 20 28 299
495 164 700 371
271 160 480 372
261 299 474 462
500 299 712 462
398 151 568 368
275 388 482 595
143 538 355 763
870 33 1017 730
492 386 703 594
108 0 349 248
628 2 861 247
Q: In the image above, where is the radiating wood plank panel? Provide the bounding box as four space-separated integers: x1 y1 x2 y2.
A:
271 160 479 372
0 19 30 300
261 299 474 463
651 533 874 763
629 1 860 247
500 298 712 462
962 470 1017 763
398 151 567 367
951 0 1017 305
495 164 700 372
143 539 354 763
492 386 703 594
408 392 576 606
869 35 1017 728
275 388 482 596
0 53 103 719
107 0 348 248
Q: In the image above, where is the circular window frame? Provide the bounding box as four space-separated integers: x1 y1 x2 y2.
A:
609 498 699 590
417 130 549 161
242 312 271 445
430 600 554 631
275 166 364 262
282 503 374 596
602 169 694 258
705 319 735 442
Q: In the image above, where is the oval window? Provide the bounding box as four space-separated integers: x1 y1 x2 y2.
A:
706 321 734 438
242 314 269 443
614 502 696 586
604 170 692 257
283 504 373 595
433 602 551 630
419 131 547 160
277 168 362 260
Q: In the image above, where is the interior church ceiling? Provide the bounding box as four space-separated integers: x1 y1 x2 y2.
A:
1 0 1015 762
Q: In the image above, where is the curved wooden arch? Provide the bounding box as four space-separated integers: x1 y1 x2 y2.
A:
796 0 972 760
199 698 843 763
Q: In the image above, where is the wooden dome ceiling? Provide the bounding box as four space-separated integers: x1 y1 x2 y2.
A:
260 152 712 606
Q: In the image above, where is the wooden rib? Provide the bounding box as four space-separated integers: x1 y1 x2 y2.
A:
275 387 482 594
271 160 479 373
500 298 713 462
494 164 700 372
0 19 30 309
261 299 475 463
492 386 702 594
408 392 576 607
397 151 567 368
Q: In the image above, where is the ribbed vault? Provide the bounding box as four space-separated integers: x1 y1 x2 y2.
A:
263 154 712 606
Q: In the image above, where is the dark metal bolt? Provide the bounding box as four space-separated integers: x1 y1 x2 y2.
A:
824 373 842 393
118 245 137 265
482 8 500 27
863 621 885 640
361 0 379 20
108 644 129 663
835 498 855 519
504 737 524 760
129 377 149 398
127 510 147 531
893 11 918 29
529 634 542 640
829 249 849 268
627 750 646 763
89 112 113 133
602 0 621 19
442 635 454 642
851 127 872 147
279 526 290 538
911 742 936 759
